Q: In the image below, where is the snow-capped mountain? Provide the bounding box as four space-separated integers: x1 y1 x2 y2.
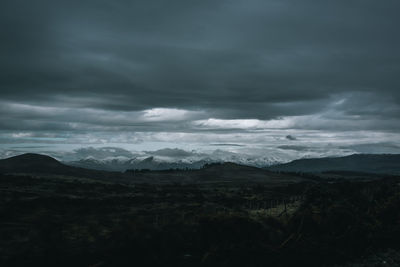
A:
65 149 284 172
3 145 355 172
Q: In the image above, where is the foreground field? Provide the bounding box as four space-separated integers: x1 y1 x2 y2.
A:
1 172 400 266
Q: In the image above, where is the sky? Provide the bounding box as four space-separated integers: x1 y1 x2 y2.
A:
1 0 400 163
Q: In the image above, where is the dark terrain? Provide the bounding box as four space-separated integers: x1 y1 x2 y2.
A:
269 154 400 175
1 154 400 266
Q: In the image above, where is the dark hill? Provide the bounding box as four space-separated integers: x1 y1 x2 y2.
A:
202 162 262 172
197 162 290 183
268 154 400 174
0 153 71 174
0 153 123 180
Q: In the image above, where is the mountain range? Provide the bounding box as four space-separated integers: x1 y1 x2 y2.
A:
1 153 399 182
268 153 400 175
0 153 304 185
66 153 400 175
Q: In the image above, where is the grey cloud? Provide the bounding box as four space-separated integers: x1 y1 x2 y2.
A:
1 1 400 119
69 147 135 160
210 143 244 147
340 143 400 154
1 0 400 154
278 145 309 151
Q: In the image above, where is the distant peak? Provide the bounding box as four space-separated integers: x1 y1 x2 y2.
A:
141 156 155 162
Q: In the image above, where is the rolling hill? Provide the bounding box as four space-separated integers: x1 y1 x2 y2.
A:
268 154 400 174
0 153 71 174
0 153 123 181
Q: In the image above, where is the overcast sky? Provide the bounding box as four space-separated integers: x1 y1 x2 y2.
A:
1 0 400 161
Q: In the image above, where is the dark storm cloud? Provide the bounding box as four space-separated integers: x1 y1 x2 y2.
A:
1 0 400 132
286 135 297 141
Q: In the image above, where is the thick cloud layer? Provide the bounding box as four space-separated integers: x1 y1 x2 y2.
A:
1 0 400 159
